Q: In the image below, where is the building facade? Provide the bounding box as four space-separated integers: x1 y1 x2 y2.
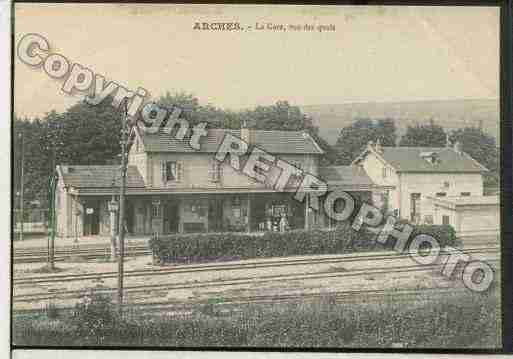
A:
425 195 499 239
352 141 489 225
55 128 494 239
55 127 376 238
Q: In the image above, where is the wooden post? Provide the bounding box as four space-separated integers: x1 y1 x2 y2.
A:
117 101 131 315
117 137 127 314
47 174 56 270
19 133 24 241
247 193 251 233
304 193 309 230
109 195 118 261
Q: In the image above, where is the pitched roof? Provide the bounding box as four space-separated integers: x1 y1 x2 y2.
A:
138 128 324 154
319 166 374 187
58 165 145 188
361 146 488 173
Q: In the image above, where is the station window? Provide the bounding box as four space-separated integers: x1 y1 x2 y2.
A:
152 201 161 218
209 160 221 182
162 161 183 182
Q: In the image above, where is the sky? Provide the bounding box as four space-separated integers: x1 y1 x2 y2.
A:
14 4 500 119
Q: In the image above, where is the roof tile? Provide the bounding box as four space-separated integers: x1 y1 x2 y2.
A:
376 147 487 173
139 128 324 154
319 166 374 187
60 165 145 188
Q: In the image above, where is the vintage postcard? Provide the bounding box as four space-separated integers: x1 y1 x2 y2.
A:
11 3 505 353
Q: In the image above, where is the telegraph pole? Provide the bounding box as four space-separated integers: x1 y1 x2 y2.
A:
47 173 57 270
47 121 61 268
19 133 24 241
117 101 131 314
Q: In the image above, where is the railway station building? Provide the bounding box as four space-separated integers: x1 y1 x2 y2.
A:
54 125 495 240
54 127 378 238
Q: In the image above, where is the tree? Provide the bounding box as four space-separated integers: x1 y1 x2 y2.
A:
449 127 499 188
14 115 47 206
243 101 336 165
399 119 446 147
333 118 397 165
13 97 124 206
244 101 315 131
15 93 337 204
157 95 337 164
58 98 123 165
157 91 240 129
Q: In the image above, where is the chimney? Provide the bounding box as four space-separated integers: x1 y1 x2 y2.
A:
375 138 383 154
445 133 451 148
240 119 252 144
453 141 462 154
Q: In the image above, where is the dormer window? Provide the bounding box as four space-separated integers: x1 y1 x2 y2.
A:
382 167 391 179
420 151 439 165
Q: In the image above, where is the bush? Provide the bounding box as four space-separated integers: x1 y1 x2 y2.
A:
390 220 457 251
71 290 119 345
411 224 457 248
13 290 500 348
149 222 376 264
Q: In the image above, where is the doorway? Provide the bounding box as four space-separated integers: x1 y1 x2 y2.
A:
163 200 180 233
208 197 224 232
125 202 134 234
83 203 100 236
410 193 421 222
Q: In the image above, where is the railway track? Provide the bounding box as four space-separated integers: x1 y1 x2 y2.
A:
13 236 499 264
14 245 499 285
13 246 499 304
13 285 481 316
127 286 475 309
13 244 150 263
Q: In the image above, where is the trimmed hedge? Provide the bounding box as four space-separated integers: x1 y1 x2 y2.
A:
149 222 457 264
409 224 457 248
149 223 375 264
392 220 458 250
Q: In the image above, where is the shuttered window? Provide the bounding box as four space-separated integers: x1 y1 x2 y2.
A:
287 160 303 188
209 160 222 182
161 161 183 183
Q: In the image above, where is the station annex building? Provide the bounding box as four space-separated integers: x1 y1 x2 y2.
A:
54 126 498 239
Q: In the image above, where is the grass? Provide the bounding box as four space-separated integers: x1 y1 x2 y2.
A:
13 289 500 349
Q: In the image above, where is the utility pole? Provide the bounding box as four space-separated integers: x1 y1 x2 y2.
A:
47 120 61 268
108 178 118 262
117 101 132 314
47 173 57 270
19 133 24 241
